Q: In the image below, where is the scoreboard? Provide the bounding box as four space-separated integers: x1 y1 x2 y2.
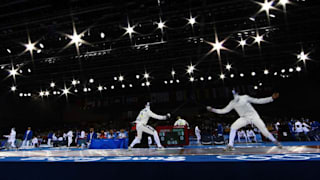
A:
156 126 189 147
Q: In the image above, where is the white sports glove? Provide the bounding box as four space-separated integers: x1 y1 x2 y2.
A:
206 106 212 111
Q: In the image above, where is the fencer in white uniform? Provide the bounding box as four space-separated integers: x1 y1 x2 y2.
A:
129 102 170 149
207 90 282 150
5 128 16 148
67 130 73 147
195 126 201 144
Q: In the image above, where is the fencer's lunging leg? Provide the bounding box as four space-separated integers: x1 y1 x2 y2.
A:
228 129 237 146
228 118 248 147
153 130 162 148
253 118 277 142
11 141 16 148
129 127 143 148
129 136 141 148
130 124 163 148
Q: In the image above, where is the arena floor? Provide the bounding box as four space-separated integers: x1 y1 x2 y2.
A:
1 141 320 162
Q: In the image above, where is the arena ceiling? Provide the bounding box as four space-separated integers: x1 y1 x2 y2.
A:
0 0 319 96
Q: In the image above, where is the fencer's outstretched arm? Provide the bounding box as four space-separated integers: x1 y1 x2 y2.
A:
207 101 234 114
245 95 273 104
246 92 279 104
147 109 168 120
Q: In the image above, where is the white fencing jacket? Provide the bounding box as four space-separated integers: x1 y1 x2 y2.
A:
208 95 273 119
134 106 167 125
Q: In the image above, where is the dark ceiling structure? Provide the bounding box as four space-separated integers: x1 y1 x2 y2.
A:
0 0 319 95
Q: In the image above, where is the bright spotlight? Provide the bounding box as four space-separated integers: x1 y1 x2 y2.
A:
118 76 124 82
220 74 225 80
9 68 18 76
11 86 16 92
71 33 81 44
62 88 70 95
297 51 309 62
279 0 289 5
289 68 294 72
157 19 166 30
187 64 195 74
240 39 246 46
7 66 20 82
50 82 56 88
26 43 35 51
126 27 134 34
296 66 301 72
226 64 232 71
45 91 50 96
188 17 196 25
171 70 176 76
255 0 276 20
143 72 149 79
123 21 136 41
254 35 263 43
61 22 90 56
100 32 105 39
39 91 44 97
277 0 291 12
72 80 77 85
